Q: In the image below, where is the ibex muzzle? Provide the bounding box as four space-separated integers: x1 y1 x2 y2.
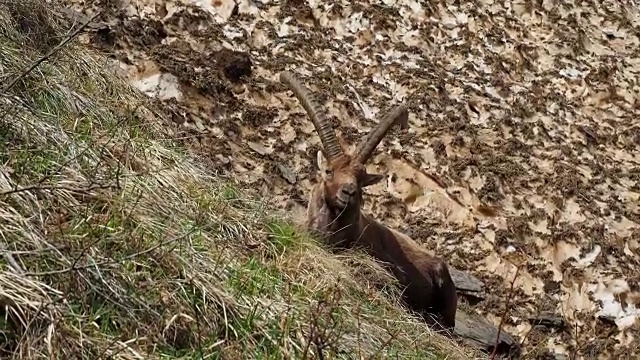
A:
317 152 384 211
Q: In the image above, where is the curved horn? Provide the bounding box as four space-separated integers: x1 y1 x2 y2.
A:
354 104 408 164
280 71 343 160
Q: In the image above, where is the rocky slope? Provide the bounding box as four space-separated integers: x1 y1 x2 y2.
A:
62 0 640 357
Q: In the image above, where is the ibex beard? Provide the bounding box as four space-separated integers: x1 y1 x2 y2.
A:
280 70 458 333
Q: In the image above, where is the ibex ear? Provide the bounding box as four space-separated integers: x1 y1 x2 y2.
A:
361 173 384 187
316 150 330 178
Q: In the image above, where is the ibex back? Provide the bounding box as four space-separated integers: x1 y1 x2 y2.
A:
280 71 458 333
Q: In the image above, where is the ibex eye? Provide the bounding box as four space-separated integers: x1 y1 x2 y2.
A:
325 170 333 176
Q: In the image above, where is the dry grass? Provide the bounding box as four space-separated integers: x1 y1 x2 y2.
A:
0 2 481 359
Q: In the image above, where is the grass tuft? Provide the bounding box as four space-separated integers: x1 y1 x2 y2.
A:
265 219 301 256
0 1 479 359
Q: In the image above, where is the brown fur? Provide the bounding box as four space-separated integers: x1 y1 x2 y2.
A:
307 152 458 333
279 70 457 333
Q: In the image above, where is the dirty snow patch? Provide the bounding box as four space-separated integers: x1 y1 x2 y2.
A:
132 73 182 101
184 0 236 23
590 279 640 329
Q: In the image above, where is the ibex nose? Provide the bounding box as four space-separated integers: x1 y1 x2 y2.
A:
342 183 356 196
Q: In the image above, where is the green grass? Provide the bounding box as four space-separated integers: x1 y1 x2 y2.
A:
0 1 478 359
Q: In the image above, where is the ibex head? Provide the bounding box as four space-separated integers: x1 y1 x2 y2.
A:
280 71 408 212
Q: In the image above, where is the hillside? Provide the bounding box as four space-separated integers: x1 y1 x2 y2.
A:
0 1 479 359
60 0 640 358
2 0 640 358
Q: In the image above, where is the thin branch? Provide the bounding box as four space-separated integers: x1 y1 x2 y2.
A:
356 302 362 359
22 229 195 276
1 100 138 201
0 182 117 197
1 241 24 274
490 264 521 360
366 329 399 360
1 11 101 95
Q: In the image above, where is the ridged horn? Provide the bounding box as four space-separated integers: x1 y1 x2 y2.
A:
280 71 343 160
355 104 408 164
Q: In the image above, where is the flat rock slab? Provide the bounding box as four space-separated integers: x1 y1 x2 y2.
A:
449 267 485 297
454 309 522 358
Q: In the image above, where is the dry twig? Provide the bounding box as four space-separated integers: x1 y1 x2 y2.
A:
1 10 101 95
490 264 522 360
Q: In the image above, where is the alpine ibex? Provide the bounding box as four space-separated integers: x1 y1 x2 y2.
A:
280 71 458 332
